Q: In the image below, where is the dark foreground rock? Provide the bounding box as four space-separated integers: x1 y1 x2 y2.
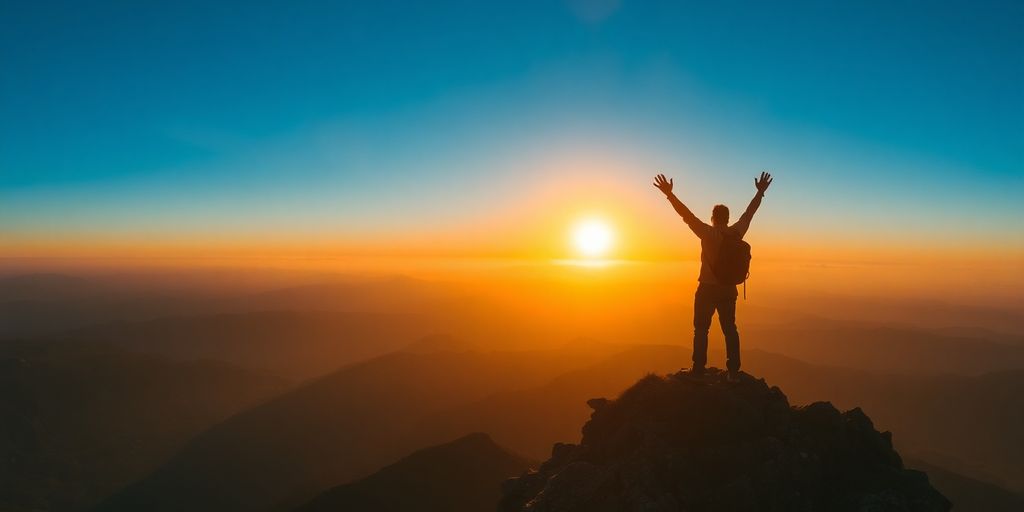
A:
500 368 950 512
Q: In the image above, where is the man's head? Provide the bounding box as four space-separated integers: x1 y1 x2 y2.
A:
712 204 729 227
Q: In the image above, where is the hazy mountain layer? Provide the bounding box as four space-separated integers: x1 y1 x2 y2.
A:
65 310 427 380
95 348 608 511
0 341 286 512
96 345 1024 511
906 458 1024 512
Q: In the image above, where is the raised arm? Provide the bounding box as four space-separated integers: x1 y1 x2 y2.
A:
653 173 711 238
731 171 772 237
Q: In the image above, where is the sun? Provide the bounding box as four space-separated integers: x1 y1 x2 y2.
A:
571 219 614 258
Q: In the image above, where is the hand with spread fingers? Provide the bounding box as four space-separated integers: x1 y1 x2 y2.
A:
755 171 773 194
653 173 674 196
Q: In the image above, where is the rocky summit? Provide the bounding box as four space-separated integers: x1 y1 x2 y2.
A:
500 368 950 512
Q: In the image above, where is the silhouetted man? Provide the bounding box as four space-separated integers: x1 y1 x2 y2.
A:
653 171 773 380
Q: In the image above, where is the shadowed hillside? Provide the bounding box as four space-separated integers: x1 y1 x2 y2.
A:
501 369 950 511
298 433 533 512
906 459 1024 512
0 340 286 512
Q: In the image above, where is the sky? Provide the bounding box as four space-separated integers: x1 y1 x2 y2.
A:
1 0 1022 264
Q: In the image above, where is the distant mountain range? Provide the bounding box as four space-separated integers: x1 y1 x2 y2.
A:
64 310 428 380
0 273 452 339
90 345 1024 511
3 272 1023 511
741 317 1024 375
94 348 610 511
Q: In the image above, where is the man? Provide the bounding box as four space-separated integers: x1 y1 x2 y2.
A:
653 171 773 380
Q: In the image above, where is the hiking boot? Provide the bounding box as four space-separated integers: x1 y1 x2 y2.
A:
726 370 742 383
688 366 706 376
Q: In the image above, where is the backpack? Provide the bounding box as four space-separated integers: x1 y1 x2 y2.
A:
712 235 751 289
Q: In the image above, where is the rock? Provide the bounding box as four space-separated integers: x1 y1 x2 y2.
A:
500 368 950 512
587 397 609 412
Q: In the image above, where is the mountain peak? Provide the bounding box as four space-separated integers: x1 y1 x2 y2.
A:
500 368 950 512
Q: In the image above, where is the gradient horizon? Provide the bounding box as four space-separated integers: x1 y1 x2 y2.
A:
2 1 1022 269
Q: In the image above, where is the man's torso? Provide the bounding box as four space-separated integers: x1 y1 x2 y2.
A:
698 225 739 285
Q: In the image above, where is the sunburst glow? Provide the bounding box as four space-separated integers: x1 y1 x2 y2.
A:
572 219 614 258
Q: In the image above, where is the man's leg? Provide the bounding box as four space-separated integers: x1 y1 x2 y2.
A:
692 283 715 372
717 285 740 374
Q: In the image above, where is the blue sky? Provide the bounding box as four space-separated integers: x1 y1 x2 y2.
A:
1 0 1021 255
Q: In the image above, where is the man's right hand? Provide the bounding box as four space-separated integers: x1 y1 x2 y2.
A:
653 174 674 196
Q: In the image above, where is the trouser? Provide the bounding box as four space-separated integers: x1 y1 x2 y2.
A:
692 282 740 372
